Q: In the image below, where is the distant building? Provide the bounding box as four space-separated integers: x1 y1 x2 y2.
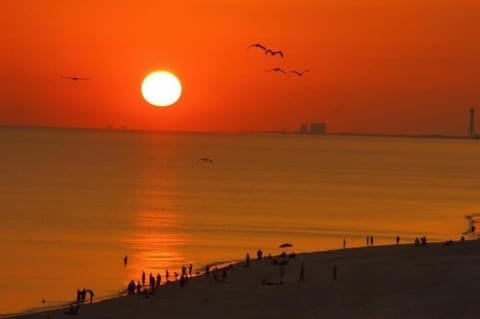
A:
310 122 327 135
299 123 309 134
470 108 475 137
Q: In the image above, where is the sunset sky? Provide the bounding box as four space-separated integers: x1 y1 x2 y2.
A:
1 0 479 134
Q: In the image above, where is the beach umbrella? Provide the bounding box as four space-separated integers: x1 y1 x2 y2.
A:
279 243 293 248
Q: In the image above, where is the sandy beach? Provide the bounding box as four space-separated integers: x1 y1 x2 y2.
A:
8 239 480 319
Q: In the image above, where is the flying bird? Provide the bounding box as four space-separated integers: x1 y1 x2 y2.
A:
61 76 89 82
290 70 310 76
247 43 267 52
266 67 287 74
265 49 284 58
197 158 214 165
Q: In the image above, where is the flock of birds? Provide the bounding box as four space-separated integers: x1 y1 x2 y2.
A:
60 42 308 83
247 42 309 76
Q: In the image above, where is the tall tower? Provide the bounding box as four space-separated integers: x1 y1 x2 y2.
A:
470 108 475 137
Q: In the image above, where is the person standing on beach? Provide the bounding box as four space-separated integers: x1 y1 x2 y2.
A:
166 269 169 282
124 255 128 266
257 249 263 260
156 273 161 290
343 238 346 249
370 236 374 246
136 281 141 294
142 271 146 286
246 253 250 267
396 235 400 245
298 262 305 282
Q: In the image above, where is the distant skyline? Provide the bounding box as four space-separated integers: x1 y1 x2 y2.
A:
1 0 479 135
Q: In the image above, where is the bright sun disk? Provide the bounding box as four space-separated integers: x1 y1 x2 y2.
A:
141 71 182 107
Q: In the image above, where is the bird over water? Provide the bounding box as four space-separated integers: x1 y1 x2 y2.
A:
61 75 89 82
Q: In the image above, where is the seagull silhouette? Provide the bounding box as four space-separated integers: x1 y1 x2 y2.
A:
265 49 284 58
289 70 310 76
266 67 287 74
247 43 267 52
197 158 214 165
61 76 89 82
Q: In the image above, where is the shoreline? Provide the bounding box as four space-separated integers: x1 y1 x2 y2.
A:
6 239 480 319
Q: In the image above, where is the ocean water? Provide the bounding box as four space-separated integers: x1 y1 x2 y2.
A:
0 127 479 314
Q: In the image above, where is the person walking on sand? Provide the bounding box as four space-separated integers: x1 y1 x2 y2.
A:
124 255 128 266
246 253 250 267
370 236 374 246
396 235 400 245
298 262 305 282
166 269 169 282
343 238 346 249
142 271 146 286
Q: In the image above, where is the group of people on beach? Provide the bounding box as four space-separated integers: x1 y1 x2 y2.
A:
414 236 428 246
127 264 196 296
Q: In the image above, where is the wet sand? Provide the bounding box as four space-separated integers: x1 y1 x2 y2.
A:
9 239 480 319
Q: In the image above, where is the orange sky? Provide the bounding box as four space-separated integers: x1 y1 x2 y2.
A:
1 0 479 134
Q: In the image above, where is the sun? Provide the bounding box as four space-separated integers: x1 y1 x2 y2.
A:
141 71 182 107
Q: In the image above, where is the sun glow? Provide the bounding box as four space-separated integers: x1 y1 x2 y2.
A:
141 71 182 107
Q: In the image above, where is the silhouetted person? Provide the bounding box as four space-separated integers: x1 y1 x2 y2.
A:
182 265 187 277
415 238 420 246
76 289 81 302
421 236 427 246
166 269 169 282
87 290 94 304
333 265 337 280
142 271 145 286
257 249 263 260
343 238 346 249
205 265 210 277
124 255 128 266
81 288 86 302
298 262 305 282
461 236 465 241
370 236 374 246
396 235 400 245
156 273 161 290
246 253 250 267
189 264 193 277
136 281 141 295
128 280 135 294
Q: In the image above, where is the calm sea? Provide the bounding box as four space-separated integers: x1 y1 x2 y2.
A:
1 127 479 314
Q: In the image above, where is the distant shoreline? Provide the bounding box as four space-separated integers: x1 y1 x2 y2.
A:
1 125 478 140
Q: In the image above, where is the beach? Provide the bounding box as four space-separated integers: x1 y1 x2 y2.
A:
9 239 480 319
